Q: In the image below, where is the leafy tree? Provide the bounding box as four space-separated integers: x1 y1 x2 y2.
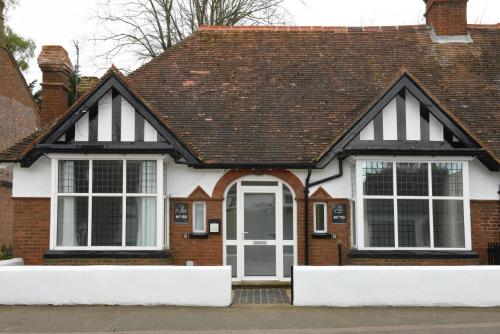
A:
94 0 288 65
1 0 36 72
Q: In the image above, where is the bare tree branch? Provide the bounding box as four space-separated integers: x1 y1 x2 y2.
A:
92 0 289 67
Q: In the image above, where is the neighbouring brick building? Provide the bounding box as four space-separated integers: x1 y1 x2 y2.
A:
0 0 499 281
0 3 40 246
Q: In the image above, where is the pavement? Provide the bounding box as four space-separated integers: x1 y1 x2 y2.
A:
1 305 500 333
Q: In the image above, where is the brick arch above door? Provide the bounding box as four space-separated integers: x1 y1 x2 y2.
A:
212 169 305 200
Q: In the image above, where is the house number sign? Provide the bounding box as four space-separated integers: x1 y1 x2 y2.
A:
332 203 347 224
174 203 189 224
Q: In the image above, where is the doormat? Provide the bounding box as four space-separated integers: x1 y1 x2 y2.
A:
233 288 290 305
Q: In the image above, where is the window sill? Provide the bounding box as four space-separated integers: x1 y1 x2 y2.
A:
189 233 209 239
348 249 478 259
311 232 331 239
43 250 172 259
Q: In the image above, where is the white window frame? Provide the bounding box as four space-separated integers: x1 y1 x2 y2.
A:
192 201 206 233
354 156 471 251
49 154 165 251
313 202 328 233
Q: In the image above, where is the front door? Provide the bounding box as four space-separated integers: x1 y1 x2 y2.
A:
243 191 277 277
224 177 296 281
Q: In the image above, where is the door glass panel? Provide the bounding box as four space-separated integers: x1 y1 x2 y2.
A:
226 184 237 240
244 193 276 240
244 245 276 276
283 185 293 240
226 245 237 278
283 245 294 278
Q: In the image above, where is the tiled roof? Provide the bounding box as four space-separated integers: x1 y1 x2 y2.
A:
128 24 500 164
1 24 499 166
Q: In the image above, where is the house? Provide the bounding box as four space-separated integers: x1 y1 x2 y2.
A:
0 0 498 281
0 8 40 247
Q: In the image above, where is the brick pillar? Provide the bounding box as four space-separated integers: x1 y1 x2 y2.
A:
424 0 468 36
37 45 74 126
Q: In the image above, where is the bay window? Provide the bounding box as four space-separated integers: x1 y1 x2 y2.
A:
354 159 470 250
54 158 162 249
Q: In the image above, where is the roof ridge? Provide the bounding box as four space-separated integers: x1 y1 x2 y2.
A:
197 24 429 32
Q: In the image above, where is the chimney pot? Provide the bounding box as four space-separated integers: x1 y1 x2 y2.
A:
424 0 468 36
37 45 74 126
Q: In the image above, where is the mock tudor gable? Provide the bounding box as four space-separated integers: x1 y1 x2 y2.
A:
19 70 199 167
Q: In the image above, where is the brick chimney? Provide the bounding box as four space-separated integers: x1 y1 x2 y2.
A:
424 0 468 36
37 45 74 126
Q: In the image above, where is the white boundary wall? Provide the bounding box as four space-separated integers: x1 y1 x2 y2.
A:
293 266 500 307
0 258 23 266
0 266 232 306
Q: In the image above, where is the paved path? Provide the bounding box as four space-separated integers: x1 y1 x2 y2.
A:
233 288 290 304
1 305 500 333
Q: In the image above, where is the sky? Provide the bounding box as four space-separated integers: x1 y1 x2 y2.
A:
5 0 500 86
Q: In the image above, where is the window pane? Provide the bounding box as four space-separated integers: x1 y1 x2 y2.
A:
226 184 237 240
363 162 393 195
126 197 156 246
58 160 89 193
241 181 278 186
315 204 326 232
226 245 237 278
364 199 394 247
244 193 276 240
91 197 122 246
57 197 88 246
92 160 123 193
432 163 463 196
283 185 293 240
126 160 157 193
397 199 430 247
283 245 294 278
194 203 205 232
397 163 428 196
433 200 465 248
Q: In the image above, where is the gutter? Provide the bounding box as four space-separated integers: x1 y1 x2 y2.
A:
303 156 345 265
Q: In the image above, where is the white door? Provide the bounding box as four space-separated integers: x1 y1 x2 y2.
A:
224 178 296 281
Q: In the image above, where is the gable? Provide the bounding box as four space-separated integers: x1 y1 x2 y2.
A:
317 73 498 171
55 89 167 144
354 89 464 147
22 72 199 166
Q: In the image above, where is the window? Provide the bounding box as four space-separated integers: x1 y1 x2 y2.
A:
193 202 206 233
55 159 160 249
314 203 327 233
357 160 468 249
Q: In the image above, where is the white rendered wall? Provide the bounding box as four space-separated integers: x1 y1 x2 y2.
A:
382 99 397 140
405 90 420 140
291 158 352 199
165 157 225 197
0 266 232 306
12 156 51 198
120 98 135 141
74 113 89 141
469 159 500 200
97 90 112 141
293 266 500 307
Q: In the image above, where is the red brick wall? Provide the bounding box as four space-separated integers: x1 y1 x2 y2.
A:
170 187 223 265
471 200 500 264
44 258 173 265
307 188 351 266
347 258 479 265
0 48 39 153
0 184 13 247
12 198 50 264
425 0 468 36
